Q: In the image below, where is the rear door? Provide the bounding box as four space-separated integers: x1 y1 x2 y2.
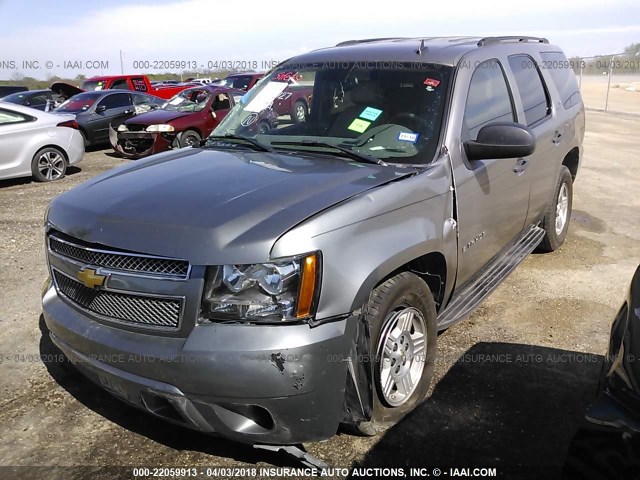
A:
451 59 532 285
505 54 557 224
91 93 133 144
0 107 38 179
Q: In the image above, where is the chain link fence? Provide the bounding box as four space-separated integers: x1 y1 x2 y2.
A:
574 53 640 115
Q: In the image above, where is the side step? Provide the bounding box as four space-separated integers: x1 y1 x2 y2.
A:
436 225 545 330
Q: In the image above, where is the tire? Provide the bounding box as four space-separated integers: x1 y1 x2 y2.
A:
291 100 307 124
355 272 437 436
537 165 573 252
31 147 67 182
257 121 271 134
180 129 201 148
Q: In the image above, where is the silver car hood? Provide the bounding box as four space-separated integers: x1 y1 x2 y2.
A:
48 147 413 264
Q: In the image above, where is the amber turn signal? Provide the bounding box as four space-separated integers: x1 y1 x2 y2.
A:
296 254 318 318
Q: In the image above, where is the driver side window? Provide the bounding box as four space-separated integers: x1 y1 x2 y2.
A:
463 59 514 141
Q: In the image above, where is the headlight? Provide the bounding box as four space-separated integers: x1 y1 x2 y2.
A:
199 252 320 324
146 124 175 132
117 124 128 132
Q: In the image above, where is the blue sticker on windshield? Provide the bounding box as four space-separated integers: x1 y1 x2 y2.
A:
359 107 383 121
397 132 419 143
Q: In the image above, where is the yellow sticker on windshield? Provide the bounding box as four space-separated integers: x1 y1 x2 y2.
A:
348 118 371 133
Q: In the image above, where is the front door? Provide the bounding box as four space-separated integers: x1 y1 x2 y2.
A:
452 59 532 285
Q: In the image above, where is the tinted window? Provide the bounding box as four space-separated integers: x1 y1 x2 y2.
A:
133 93 156 106
464 60 514 140
29 94 49 106
540 52 582 109
232 76 252 90
508 55 551 125
98 93 130 110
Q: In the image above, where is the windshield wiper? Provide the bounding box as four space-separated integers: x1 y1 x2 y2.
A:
203 134 274 152
270 140 387 166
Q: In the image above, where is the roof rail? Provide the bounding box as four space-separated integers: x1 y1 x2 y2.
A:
477 36 549 47
335 38 407 47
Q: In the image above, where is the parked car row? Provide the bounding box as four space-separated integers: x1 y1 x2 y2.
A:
0 71 269 181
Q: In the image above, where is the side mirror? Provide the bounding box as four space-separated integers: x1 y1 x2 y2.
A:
464 122 535 161
96 105 107 114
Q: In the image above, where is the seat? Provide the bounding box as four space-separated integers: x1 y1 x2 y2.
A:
327 83 389 138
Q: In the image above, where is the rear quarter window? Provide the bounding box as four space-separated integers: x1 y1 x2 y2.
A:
508 55 551 126
540 52 582 109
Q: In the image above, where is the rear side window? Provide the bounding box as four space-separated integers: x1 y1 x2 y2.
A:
0 108 32 125
98 93 131 110
540 52 581 109
508 55 551 125
111 79 130 90
464 59 515 140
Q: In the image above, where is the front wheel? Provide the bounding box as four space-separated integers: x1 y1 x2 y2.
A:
180 129 201 148
537 165 573 252
291 100 307 124
355 272 437 436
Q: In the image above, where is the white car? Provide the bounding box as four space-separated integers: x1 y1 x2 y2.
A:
0 101 84 182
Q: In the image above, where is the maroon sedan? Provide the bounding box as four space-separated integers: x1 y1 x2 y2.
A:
110 86 247 159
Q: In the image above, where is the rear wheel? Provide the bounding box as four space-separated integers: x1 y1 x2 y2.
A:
180 129 201 148
355 272 437 436
31 147 67 182
537 166 573 252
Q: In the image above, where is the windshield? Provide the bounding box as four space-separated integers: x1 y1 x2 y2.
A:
55 93 99 112
81 80 106 91
161 88 211 112
210 63 451 164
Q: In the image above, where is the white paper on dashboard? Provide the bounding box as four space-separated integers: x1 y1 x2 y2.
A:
244 82 288 112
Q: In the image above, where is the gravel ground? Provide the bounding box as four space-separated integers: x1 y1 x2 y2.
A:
0 110 639 480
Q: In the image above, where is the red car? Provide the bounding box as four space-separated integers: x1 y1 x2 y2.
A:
111 85 275 158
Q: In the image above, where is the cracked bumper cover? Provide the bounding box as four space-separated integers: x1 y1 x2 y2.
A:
110 127 173 159
42 285 357 444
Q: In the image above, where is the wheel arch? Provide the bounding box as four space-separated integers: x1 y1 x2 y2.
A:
562 146 580 181
350 249 448 313
34 144 69 163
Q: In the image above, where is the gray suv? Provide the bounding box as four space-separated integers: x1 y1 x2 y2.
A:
42 36 585 446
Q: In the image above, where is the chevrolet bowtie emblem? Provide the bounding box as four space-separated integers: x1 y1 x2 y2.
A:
77 268 106 289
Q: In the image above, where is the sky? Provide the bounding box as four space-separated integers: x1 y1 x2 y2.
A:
0 0 639 80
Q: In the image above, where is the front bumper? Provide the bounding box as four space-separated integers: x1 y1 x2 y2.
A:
110 128 173 159
43 285 355 444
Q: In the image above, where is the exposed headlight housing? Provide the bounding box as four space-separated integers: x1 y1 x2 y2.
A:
199 252 320 324
117 124 128 132
146 124 175 132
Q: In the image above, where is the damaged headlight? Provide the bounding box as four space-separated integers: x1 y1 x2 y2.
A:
117 124 128 132
146 124 175 132
199 253 320 324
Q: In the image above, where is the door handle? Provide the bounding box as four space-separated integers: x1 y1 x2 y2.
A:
552 130 563 145
513 158 528 175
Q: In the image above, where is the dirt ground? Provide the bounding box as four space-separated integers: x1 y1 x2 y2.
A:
0 110 639 480
579 75 640 114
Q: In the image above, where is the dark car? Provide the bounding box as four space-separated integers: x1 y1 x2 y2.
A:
111 86 277 158
564 265 640 479
53 90 163 147
0 85 28 97
1 89 62 111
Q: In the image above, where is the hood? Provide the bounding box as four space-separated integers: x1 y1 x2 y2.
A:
50 82 84 99
48 148 412 264
124 108 191 126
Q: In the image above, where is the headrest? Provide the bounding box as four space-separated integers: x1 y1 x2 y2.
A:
350 83 384 105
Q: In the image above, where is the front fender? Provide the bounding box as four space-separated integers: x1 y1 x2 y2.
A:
271 161 455 321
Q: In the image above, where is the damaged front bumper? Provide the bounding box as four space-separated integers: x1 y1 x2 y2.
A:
42 284 359 445
109 126 174 159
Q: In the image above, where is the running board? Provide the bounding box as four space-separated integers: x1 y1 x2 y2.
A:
437 225 545 330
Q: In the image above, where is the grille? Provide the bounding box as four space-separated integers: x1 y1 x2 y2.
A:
53 270 182 329
49 236 189 278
